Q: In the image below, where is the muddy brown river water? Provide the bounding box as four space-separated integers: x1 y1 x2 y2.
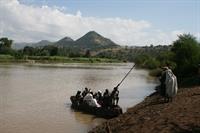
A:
0 63 157 133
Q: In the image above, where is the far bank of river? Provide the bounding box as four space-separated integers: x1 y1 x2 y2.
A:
0 55 121 63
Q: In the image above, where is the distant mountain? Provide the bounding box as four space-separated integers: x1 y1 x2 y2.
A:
13 40 52 49
75 31 119 50
33 40 53 47
54 31 119 50
54 37 74 48
12 42 32 49
13 31 119 51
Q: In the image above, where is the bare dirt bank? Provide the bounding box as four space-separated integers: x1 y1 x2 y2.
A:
89 87 200 133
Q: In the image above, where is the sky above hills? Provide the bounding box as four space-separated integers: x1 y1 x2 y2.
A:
0 0 199 46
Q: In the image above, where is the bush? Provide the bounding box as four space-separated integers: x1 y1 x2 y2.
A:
144 58 160 69
171 34 200 77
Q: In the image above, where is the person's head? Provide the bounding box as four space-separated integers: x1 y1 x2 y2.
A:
105 89 109 93
162 66 169 70
98 90 102 94
93 93 97 98
114 87 118 91
85 87 88 91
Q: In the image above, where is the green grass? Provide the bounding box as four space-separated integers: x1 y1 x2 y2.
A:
26 56 120 63
0 54 15 62
0 54 14 59
0 55 121 63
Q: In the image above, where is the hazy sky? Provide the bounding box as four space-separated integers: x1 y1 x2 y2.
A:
0 0 199 46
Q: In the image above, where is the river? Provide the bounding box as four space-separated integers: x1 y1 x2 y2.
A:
0 63 157 133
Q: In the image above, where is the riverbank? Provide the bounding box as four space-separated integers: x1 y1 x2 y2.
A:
0 55 121 63
89 86 200 133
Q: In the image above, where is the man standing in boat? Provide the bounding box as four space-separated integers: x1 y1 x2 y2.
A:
103 89 110 108
111 86 119 106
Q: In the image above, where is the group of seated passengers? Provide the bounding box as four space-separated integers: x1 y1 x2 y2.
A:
75 87 119 108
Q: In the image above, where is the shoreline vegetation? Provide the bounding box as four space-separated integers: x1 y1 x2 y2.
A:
0 55 121 64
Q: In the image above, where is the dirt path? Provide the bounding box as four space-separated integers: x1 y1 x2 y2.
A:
89 87 200 133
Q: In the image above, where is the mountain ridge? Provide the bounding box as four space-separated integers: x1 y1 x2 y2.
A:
13 31 119 51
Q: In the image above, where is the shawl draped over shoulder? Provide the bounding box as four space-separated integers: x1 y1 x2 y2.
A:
165 69 178 98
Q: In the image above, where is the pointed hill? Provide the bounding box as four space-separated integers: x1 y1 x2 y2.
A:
75 31 119 50
55 37 74 48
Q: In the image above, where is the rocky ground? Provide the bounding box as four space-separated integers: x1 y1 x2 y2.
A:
89 87 200 133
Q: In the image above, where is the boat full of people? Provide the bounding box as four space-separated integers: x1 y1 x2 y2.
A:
70 87 123 119
70 64 136 118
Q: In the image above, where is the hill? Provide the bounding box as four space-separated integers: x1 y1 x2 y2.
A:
12 42 32 49
54 37 74 48
75 31 119 50
33 40 53 47
13 31 119 51
13 40 53 49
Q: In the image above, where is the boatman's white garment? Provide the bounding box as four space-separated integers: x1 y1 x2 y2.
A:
165 69 178 98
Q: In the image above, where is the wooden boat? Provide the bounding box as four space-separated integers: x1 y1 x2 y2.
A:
70 64 136 118
70 96 123 119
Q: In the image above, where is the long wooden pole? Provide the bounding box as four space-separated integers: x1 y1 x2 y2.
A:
116 64 135 88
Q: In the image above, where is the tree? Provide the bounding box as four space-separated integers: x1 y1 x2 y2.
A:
43 45 58 56
23 46 35 56
157 51 176 69
0 37 14 54
49 46 58 56
171 34 200 77
0 37 13 48
85 49 91 57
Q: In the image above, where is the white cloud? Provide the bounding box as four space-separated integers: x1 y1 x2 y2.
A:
0 0 196 46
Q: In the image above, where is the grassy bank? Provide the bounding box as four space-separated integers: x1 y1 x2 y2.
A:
0 54 121 63
0 54 27 63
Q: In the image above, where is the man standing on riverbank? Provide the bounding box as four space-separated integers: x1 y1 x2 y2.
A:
161 66 178 102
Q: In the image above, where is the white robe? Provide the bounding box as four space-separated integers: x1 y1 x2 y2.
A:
88 98 101 107
165 69 178 98
83 93 93 101
83 93 101 107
